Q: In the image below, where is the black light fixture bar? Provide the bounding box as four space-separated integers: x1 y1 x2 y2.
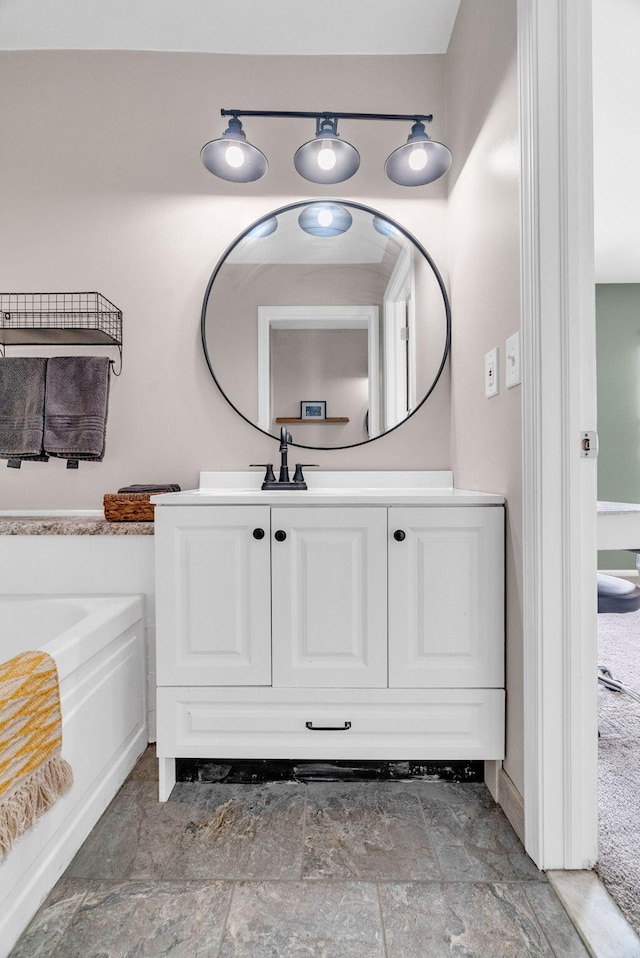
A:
201 109 450 186
221 109 433 123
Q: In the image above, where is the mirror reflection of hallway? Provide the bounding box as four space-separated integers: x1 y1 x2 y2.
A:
271 323 369 445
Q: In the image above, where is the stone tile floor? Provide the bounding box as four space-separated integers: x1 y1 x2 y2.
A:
9 748 591 957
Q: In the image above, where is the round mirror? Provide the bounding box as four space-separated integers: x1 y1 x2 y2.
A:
201 199 450 450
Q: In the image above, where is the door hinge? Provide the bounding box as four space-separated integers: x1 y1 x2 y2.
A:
400 326 409 341
580 431 598 458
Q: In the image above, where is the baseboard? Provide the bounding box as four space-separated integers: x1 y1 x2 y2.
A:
484 759 500 800
485 762 525 846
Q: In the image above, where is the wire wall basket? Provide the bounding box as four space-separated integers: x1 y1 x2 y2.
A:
0 292 123 373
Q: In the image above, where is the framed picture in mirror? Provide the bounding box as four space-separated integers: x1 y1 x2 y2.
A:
300 401 326 420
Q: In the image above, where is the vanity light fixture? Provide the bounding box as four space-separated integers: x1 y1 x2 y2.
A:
200 115 268 183
372 215 400 237
201 110 452 187
247 216 278 238
298 203 353 237
294 117 360 184
385 120 452 187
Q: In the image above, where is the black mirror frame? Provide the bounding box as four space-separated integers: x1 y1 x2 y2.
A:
201 198 451 451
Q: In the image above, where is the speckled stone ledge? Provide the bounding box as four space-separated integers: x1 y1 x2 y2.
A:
0 517 155 535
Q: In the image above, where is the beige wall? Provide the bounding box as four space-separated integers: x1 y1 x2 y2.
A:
445 1 523 792
272 328 370 446
0 50 451 509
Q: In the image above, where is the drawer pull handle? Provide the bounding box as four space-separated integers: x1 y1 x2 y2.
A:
252 528 265 539
393 530 406 541
275 530 287 542
305 721 352 731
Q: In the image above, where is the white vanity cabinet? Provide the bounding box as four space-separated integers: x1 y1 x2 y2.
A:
154 476 506 801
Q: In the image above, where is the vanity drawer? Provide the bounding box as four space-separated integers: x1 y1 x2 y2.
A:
156 687 505 760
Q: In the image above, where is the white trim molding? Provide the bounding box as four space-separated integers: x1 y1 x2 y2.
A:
486 762 526 848
519 0 598 869
383 244 416 429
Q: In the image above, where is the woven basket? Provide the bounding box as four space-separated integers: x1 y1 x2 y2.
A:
103 492 155 522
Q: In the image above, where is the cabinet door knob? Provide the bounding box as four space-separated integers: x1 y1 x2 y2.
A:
394 530 406 541
252 528 265 540
274 530 287 542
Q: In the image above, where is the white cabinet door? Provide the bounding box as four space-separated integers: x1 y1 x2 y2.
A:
271 507 387 688
388 506 504 688
155 505 271 686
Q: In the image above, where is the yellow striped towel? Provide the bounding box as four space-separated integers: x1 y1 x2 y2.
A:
0 650 73 860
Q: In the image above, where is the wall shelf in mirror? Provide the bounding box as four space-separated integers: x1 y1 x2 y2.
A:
275 417 350 424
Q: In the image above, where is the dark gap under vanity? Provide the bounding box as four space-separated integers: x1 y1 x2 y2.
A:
176 758 484 784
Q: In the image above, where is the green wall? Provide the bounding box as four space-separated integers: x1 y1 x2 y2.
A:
597 284 640 570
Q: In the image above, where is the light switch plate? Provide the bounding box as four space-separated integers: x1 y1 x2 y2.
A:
485 347 499 398
505 331 521 388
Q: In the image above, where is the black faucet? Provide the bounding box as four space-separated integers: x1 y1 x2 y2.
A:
278 425 292 484
251 426 318 490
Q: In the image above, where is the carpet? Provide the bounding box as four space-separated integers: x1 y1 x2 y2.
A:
597 604 640 936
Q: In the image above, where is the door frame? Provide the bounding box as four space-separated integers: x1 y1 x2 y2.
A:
383 243 416 428
518 0 598 868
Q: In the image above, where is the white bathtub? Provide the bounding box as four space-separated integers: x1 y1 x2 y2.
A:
0 594 147 958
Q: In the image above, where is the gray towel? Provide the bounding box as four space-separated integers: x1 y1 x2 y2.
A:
44 356 111 461
118 484 181 493
0 357 48 461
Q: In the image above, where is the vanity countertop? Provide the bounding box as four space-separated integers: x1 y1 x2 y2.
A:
152 471 505 507
0 515 155 535
0 475 504 532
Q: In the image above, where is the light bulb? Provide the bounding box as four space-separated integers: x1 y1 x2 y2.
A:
317 145 337 171
408 146 428 171
225 144 245 169
317 209 334 228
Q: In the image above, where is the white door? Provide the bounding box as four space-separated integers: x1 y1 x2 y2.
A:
388 506 504 688
155 505 271 686
271 507 387 687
